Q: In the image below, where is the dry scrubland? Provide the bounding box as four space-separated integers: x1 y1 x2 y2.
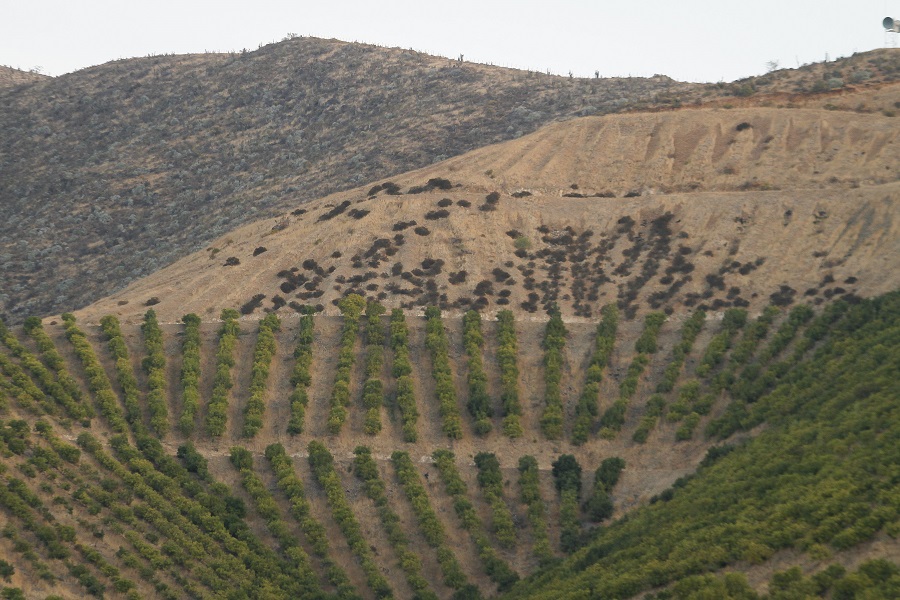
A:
0 41 898 322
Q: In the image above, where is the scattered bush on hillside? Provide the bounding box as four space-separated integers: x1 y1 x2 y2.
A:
140 309 168 436
242 313 280 438
540 305 567 439
178 313 201 434
425 307 464 439
204 309 240 437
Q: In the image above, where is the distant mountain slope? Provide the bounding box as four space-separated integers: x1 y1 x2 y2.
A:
0 37 695 322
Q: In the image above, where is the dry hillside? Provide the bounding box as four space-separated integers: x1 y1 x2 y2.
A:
0 37 695 323
75 92 900 326
1 42 899 323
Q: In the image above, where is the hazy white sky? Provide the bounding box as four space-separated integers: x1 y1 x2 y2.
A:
1 1 897 82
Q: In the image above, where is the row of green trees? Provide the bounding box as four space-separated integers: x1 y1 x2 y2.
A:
432 449 519 591
264 443 359 598
205 309 240 437
71 435 239 595
424 307 464 438
140 310 169 436
540 306 567 439
287 307 314 434
178 314 202 434
462 310 493 435
307 441 392 597
497 310 524 437
506 292 900 600
353 446 438 600
583 457 625 522
61 313 128 432
1 318 85 421
694 308 747 378
600 312 666 438
551 454 582 553
362 303 386 435
517 456 554 564
711 305 780 392
328 294 366 434
22 318 93 420
389 451 470 591
99 315 144 429
228 446 321 596
388 309 419 442
473 452 516 548
572 305 619 445
242 313 280 438
0 351 50 416
656 310 706 393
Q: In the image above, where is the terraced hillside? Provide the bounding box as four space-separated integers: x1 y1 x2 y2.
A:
1 288 899 599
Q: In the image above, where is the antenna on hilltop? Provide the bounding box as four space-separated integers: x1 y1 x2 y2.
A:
884 16 900 47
